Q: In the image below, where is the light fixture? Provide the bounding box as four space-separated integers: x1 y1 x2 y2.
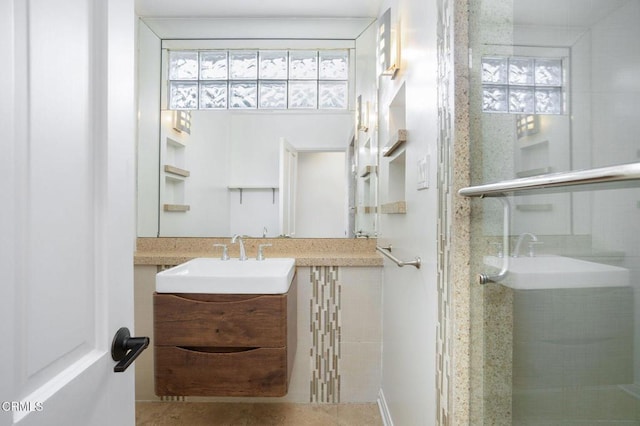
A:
516 114 539 138
172 110 191 134
378 8 400 79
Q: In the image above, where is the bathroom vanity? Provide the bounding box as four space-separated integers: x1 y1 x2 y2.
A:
153 258 297 397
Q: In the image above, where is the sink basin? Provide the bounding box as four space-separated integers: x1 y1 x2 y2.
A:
483 255 629 290
156 257 296 294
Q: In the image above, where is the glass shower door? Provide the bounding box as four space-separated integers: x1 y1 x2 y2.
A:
467 0 640 424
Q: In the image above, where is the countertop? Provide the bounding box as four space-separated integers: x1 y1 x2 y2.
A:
134 237 383 267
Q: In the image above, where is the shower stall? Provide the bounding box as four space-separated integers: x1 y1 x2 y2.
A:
465 0 640 423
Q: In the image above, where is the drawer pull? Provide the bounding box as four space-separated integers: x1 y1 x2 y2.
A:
177 346 260 354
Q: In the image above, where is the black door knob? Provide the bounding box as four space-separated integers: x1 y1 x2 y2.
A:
111 327 150 373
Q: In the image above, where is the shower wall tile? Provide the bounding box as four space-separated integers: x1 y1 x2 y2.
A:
339 268 382 343
340 342 382 402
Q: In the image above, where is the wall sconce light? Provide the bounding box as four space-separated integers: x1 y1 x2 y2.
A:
516 114 539 138
378 8 400 79
172 110 191 134
357 95 370 132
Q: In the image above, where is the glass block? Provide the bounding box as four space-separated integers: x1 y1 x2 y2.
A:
319 51 349 80
229 81 257 109
319 81 348 109
200 82 227 109
259 81 287 109
535 59 562 86
289 51 318 80
229 51 258 80
482 85 508 113
199 51 227 80
508 57 534 85
481 57 507 84
289 81 318 109
535 87 563 114
169 81 198 110
169 51 198 80
259 51 288 79
508 87 535 113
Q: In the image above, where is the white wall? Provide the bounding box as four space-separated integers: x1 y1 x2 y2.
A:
159 110 231 236
296 152 348 238
157 110 353 237
376 0 440 424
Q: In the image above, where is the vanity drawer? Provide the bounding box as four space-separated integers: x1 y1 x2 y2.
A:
154 293 287 347
155 346 288 397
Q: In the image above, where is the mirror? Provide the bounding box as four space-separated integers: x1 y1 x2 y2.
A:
136 20 379 238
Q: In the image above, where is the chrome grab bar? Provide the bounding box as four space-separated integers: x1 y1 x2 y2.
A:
376 245 421 269
458 162 640 198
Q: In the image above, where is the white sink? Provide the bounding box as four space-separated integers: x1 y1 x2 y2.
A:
483 255 629 290
156 257 296 294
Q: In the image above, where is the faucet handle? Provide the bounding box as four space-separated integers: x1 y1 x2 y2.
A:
527 241 543 257
257 243 273 261
213 244 230 261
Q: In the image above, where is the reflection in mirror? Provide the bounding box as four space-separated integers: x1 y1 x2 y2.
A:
136 22 380 239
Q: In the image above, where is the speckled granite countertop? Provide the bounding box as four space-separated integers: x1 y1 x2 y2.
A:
134 237 383 267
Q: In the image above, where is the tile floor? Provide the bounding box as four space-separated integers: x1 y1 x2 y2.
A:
136 402 384 425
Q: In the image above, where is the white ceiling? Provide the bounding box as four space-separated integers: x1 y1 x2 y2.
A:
136 0 383 39
135 0 383 19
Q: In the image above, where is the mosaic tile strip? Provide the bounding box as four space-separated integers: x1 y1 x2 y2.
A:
309 266 342 403
436 0 455 423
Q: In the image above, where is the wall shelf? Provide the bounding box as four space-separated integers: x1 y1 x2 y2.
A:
227 185 278 190
382 129 407 157
516 167 553 178
164 165 190 178
520 139 549 150
357 206 377 214
516 204 553 212
163 204 190 212
360 165 377 178
380 201 407 214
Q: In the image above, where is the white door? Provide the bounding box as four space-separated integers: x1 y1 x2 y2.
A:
279 138 298 237
0 1 137 425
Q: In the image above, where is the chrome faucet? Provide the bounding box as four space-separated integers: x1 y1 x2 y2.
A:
512 232 538 257
231 234 248 261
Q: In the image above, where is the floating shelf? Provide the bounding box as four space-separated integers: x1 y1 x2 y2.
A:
520 139 549 150
166 137 186 148
164 165 190 178
382 129 407 157
516 204 553 212
163 204 190 212
360 165 377 178
516 167 553 178
380 201 407 214
227 185 278 190
357 206 377 214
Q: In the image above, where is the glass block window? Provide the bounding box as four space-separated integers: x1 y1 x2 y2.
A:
167 49 349 110
481 56 565 114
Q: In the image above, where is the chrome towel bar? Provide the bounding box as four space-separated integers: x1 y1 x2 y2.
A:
458 162 640 198
376 245 421 269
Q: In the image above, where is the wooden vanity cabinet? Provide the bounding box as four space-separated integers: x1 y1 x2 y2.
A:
153 277 297 397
